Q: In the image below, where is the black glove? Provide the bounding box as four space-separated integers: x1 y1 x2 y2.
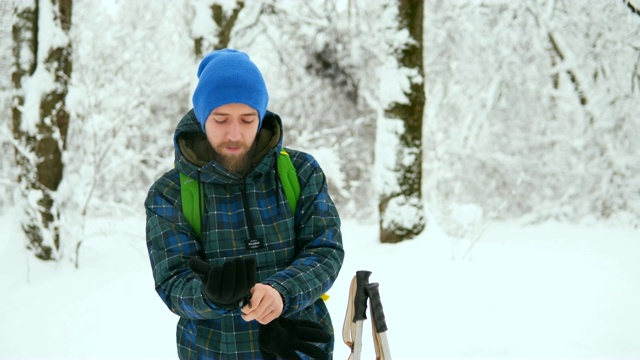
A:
259 317 331 360
188 257 256 309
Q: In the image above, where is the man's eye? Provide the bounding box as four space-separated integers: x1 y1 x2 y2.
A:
213 118 228 123
242 117 256 124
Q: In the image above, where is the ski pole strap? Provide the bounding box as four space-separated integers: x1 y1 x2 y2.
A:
342 270 371 359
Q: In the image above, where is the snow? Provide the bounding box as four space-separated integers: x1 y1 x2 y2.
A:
375 117 404 194
191 0 219 44
2 1 640 359
1 211 639 359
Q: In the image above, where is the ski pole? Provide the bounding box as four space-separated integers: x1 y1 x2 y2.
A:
342 270 371 360
366 282 392 360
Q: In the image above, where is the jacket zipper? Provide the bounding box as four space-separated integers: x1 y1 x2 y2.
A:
239 180 259 240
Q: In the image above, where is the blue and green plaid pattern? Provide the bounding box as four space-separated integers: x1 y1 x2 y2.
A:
145 110 344 359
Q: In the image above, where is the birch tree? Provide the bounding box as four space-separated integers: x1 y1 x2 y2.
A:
11 0 72 260
376 0 426 243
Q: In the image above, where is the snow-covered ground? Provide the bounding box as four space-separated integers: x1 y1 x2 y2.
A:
1 211 638 359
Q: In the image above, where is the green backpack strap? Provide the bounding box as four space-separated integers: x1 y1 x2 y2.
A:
179 149 300 238
277 149 300 214
178 151 326 298
179 172 203 237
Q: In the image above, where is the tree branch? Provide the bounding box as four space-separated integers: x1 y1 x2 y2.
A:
625 0 640 16
547 32 588 106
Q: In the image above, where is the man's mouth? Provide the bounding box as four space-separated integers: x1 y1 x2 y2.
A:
225 146 242 153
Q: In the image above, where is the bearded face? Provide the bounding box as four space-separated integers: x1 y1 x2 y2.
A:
205 103 260 175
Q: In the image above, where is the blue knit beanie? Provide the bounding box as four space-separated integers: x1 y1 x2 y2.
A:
192 49 269 132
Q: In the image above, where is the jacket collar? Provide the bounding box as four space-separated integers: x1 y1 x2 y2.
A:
173 109 284 182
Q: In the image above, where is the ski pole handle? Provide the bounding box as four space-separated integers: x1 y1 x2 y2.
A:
353 270 372 322
366 282 388 333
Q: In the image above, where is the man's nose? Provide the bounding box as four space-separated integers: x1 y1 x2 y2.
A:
227 120 241 140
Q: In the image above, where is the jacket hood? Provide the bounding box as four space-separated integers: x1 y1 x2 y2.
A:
173 109 284 182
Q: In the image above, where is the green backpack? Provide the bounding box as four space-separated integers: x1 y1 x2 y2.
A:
180 149 300 237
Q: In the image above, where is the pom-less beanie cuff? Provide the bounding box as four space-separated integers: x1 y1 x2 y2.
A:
192 49 269 132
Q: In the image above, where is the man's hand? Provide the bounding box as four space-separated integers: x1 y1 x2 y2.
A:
189 257 256 309
241 283 283 324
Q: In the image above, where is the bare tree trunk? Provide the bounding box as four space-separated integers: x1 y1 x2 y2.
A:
378 0 426 243
193 0 245 58
11 0 72 260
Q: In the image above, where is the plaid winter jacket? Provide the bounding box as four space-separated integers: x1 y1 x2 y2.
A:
145 109 344 359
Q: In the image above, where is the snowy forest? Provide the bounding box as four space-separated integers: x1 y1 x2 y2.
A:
1 0 640 264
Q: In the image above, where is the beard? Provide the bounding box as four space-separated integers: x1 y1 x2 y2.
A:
212 141 257 175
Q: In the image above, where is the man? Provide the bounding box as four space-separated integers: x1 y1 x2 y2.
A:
145 48 344 359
